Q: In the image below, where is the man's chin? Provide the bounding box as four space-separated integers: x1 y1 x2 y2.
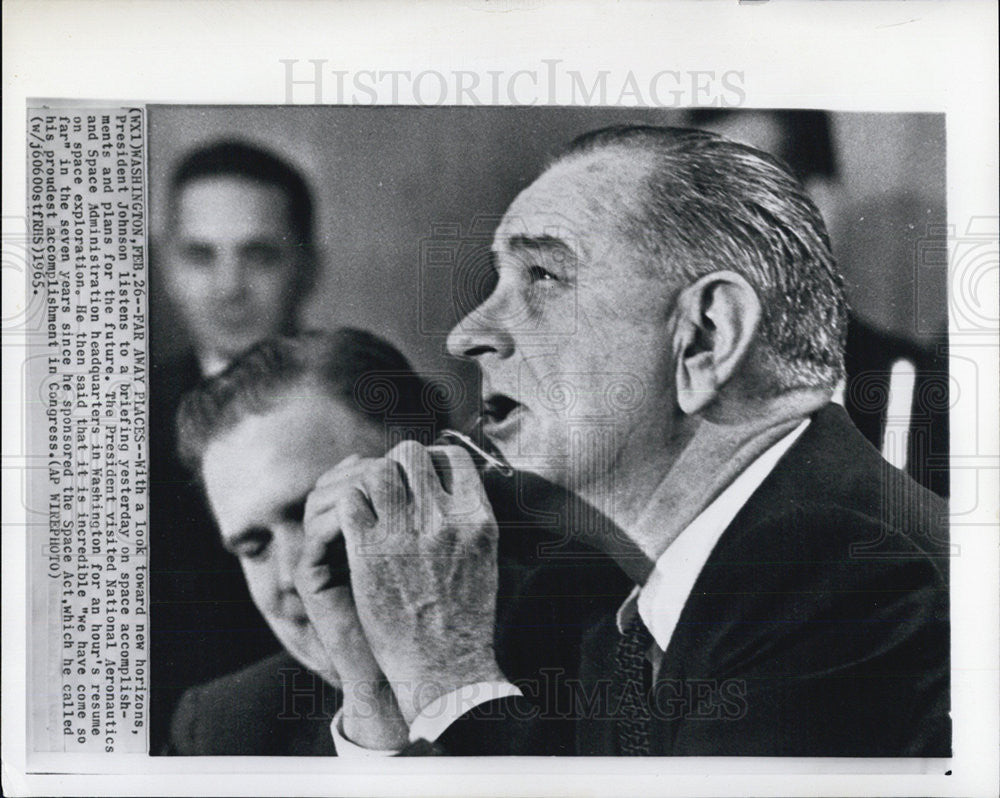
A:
490 428 560 473
269 623 341 686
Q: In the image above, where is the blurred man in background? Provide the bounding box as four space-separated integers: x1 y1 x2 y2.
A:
166 329 427 755
158 140 317 376
150 141 318 748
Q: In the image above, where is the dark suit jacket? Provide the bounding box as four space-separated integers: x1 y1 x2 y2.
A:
164 549 629 756
426 404 951 756
165 652 339 756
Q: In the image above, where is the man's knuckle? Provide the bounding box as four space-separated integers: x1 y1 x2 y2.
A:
390 439 422 459
358 455 384 479
356 464 385 498
315 464 345 488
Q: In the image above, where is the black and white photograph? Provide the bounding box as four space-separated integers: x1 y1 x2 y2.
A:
3 2 997 797
146 106 952 758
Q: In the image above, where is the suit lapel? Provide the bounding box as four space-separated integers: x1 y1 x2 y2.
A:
647 405 877 754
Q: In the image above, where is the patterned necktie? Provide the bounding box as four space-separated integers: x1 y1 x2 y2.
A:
614 611 655 755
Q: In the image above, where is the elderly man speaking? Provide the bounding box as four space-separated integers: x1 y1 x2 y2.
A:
302 126 950 757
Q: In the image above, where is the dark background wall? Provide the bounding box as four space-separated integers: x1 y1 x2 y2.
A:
149 107 947 421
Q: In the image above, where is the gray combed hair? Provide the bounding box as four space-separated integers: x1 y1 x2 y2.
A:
558 125 848 393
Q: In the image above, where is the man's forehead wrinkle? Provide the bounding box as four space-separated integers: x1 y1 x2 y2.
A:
495 207 590 262
495 151 658 280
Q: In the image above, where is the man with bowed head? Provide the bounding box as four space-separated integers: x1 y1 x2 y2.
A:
167 328 605 754
306 126 950 756
167 329 427 754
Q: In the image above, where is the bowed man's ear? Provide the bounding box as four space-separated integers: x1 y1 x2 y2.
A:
672 271 762 416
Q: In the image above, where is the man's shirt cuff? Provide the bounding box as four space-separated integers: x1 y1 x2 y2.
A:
329 708 400 757
408 681 523 743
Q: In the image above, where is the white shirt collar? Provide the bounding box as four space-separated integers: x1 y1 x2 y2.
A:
616 419 810 651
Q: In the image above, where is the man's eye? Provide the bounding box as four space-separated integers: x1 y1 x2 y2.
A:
527 265 558 283
231 532 271 561
179 244 214 267
241 244 283 269
239 540 270 561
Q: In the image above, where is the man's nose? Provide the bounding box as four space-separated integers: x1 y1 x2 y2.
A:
215 251 248 297
273 529 302 593
446 289 516 361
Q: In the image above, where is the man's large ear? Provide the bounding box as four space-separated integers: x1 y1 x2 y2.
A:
672 271 762 416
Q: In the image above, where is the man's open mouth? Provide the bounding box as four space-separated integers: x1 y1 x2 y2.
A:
482 394 524 437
